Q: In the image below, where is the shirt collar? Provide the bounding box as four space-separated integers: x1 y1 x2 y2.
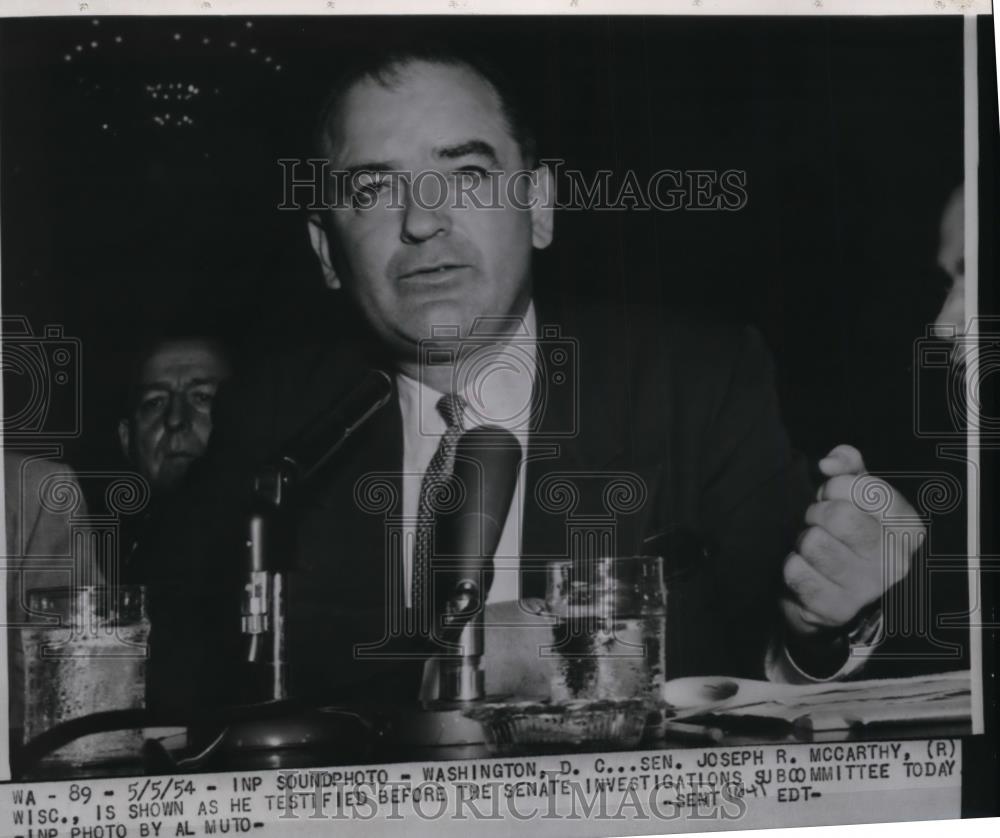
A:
396 302 537 438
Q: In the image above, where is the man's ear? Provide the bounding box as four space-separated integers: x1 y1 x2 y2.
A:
529 164 555 250
117 419 131 460
307 213 342 290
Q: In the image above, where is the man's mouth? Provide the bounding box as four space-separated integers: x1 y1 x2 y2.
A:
398 263 469 280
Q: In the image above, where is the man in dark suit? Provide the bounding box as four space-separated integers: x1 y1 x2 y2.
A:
141 45 923 714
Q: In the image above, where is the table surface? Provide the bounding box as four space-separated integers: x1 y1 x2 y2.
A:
15 711 974 780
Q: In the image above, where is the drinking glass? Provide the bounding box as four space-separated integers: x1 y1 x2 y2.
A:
544 556 667 704
21 585 150 766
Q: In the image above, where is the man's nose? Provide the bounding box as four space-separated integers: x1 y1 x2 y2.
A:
400 175 451 243
164 394 192 430
932 286 965 339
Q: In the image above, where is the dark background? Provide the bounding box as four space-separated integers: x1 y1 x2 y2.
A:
0 15 964 477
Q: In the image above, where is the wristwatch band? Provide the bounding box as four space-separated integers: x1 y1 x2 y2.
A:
846 602 884 648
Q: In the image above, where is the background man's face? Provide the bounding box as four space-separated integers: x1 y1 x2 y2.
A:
118 338 230 494
313 61 552 357
934 185 964 339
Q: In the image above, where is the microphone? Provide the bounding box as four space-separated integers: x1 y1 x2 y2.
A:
280 369 393 483
431 426 522 648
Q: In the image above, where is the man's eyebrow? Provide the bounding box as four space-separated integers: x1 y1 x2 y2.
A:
339 141 501 176
433 140 501 167
139 376 220 393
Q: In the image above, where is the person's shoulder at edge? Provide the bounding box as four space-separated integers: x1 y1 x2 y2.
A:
4 451 92 618
4 451 86 531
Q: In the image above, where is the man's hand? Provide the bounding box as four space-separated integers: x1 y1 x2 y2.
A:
781 444 923 640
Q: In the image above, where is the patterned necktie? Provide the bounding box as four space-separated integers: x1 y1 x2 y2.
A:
412 393 466 630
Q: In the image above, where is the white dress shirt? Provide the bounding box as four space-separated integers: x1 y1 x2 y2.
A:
395 303 537 608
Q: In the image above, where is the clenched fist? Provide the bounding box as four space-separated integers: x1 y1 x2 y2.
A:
781 444 924 640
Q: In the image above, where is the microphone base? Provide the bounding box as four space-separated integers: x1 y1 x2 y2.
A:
198 706 381 772
435 655 485 702
384 700 491 757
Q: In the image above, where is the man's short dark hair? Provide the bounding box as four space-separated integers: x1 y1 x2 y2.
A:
313 43 538 169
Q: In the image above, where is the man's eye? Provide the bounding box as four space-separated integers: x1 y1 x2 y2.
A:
190 390 215 407
139 394 167 413
350 172 394 209
454 166 489 186
353 171 391 194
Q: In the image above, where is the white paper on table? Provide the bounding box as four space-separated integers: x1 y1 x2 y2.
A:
662 670 972 730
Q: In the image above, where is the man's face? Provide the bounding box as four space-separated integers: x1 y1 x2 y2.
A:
310 61 553 358
118 339 230 494
934 185 965 339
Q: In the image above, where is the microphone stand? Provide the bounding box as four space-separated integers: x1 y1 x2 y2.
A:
242 459 295 701
434 582 488 702
220 370 394 767
240 370 393 703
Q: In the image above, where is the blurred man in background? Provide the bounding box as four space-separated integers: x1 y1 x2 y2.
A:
118 336 232 497
117 335 231 582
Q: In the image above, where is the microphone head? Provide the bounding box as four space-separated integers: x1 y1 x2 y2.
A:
453 424 521 502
